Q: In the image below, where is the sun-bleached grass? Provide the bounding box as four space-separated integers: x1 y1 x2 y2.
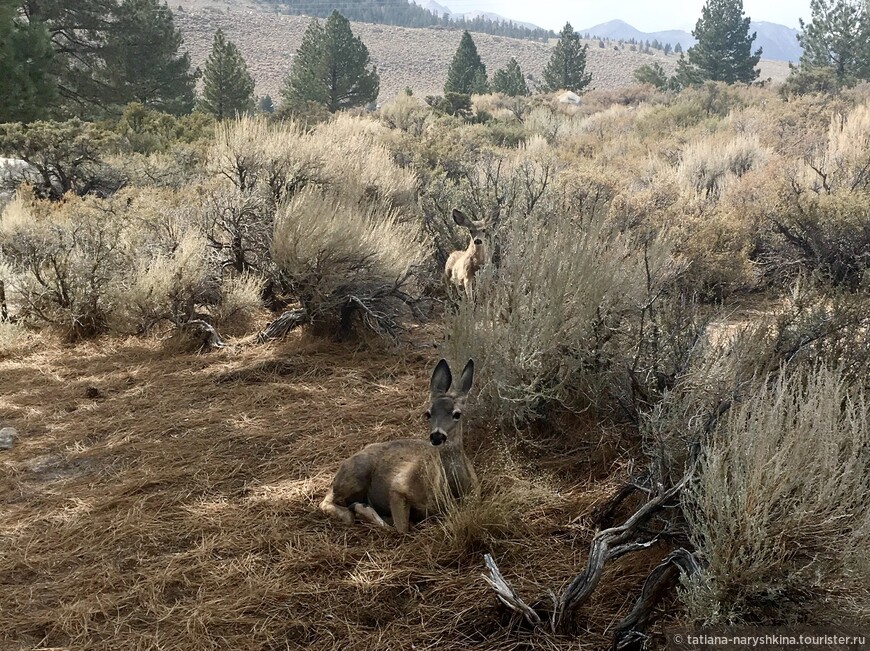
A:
799 101 870 193
683 365 870 625
677 134 769 199
0 319 33 357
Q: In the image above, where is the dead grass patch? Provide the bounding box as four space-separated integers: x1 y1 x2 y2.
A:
0 333 658 650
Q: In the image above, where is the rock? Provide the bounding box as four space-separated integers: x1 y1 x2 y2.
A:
0 427 17 449
557 91 582 105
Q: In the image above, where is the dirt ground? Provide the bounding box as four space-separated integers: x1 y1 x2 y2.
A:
1 329 666 651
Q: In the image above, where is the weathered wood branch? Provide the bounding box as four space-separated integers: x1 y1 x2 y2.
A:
611 548 702 651
257 308 308 343
482 553 541 627
175 319 226 353
555 465 694 626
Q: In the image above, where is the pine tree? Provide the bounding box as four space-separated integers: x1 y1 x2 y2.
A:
258 95 274 113
671 53 706 89
492 58 529 96
797 0 870 84
542 22 592 93
633 62 668 89
686 0 762 83
19 0 118 116
282 11 379 113
675 42 683 53
444 31 488 95
103 0 197 115
0 1 56 122
199 29 255 120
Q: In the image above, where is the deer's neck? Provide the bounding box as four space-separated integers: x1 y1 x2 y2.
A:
467 239 485 267
436 432 475 498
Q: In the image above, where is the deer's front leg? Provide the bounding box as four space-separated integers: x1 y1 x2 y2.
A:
389 491 411 534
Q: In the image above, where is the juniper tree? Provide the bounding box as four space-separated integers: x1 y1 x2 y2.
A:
103 0 197 114
199 29 255 119
542 22 592 93
492 58 529 96
445 31 488 95
686 0 762 83
282 11 379 113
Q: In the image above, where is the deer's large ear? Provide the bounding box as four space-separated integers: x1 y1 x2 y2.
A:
455 359 475 397
452 209 471 228
430 359 453 397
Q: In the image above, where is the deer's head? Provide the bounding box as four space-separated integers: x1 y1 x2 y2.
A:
452 209 489 248
425 359 474 447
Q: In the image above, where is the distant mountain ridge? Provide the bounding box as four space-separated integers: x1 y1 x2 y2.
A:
411 0 545 31
580 18 802 62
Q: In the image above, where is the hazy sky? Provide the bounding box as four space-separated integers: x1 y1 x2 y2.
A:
437 0 813 32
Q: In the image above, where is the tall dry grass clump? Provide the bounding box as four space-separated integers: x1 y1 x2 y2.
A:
443 211 674 427
678 134 768 199
800 101 870 193
271 189 426 336
378 93 431 136
682 365 870 625
312 114 419 209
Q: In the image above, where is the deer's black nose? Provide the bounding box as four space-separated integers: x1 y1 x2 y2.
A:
474 238 483 245
430 431 447 446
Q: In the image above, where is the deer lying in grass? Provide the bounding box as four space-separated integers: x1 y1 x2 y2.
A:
320 358 478 533
445 208 491 298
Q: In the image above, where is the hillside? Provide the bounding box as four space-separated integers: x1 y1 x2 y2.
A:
582 18 802 62
174 5 790 104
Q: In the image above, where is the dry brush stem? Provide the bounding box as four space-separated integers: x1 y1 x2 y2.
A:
612 548 702 651
482 462 698 633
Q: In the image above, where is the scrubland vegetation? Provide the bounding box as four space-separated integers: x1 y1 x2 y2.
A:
2 81 870 649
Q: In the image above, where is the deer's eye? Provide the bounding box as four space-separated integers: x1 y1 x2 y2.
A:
452 410 462 420
424 411 431 420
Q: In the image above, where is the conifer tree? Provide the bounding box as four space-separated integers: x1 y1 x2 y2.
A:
19 0 118 116
444 31 488 95
633 62 668 89
258 95 274 113
797 0 870 84
542 22 592 92
686 0 761 83
282 11 379 113
199 29 255 119
103 0 197 115
492 58 529 96
0 0 56 122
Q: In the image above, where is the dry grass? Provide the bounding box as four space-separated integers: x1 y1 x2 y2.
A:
0 331 662 651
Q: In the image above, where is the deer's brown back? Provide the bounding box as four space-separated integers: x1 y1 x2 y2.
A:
331 438 473 518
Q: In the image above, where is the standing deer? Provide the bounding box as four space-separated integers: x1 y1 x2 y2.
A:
320 359 478 533
445 206 495 298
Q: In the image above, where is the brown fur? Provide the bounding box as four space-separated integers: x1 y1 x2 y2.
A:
320 359 477 533
444 209 490 298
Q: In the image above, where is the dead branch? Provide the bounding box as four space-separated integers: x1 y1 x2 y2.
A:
481 461 698 634
482 553 541 627
257 308 308 343
168 319 226 353
611 548 702 651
